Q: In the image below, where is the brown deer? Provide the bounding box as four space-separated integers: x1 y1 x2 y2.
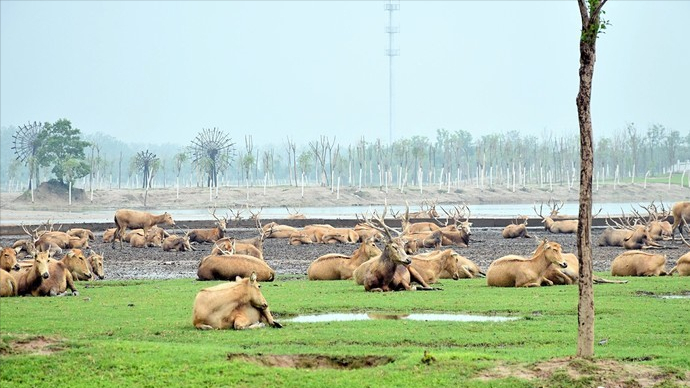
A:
670 235 690 276
192 272 282 330
307 239 382 280
534 202 577 234
486 239 568 287
162 235 195 252
285 206 306 219
187 207 228 243
112 209 175 249
502 216 531 239
355 207 435 292
671 201 690 241
611 251 667 276
197 254 275 282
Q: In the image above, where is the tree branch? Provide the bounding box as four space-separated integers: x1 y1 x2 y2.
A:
577 0 589 28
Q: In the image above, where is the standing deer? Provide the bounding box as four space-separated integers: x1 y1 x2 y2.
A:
112 209 175 249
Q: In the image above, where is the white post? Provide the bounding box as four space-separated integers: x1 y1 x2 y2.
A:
301 172 305 198
668 171 672 189
264 173 267 196
447 172 451 193
358 168 362 191
337 176 341 200
418 166 423 194
30 178 34 203
209 184 212 202
644 171 650 189
68 181 72 206
176 177 180 199
682 170 687 188
631 163 636 185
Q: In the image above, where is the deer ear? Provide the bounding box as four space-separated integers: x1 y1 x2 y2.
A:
235 276 242 282
250 272 258 282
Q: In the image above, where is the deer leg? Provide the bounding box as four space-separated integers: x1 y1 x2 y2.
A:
407 266 432 289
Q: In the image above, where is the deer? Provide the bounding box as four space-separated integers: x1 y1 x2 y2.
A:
192 272 282 330
354 206 436 292
534 202 578 234
486 238 568 287
597 212 661 250
611 251 668 276
502 215 531 239
435 204 473 247
112 209 175 249
307 239 382 280
671 202 690 241
162 234 196 252
635 201 673 241
187 207 228 243
285 206 306 219
197 254 275 282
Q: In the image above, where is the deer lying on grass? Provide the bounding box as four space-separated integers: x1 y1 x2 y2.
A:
112 209 175 249
354 208 435 292
193 272 282 330
611 251 667 276
74 252 105 280
413 249 484 279
11 252 51 296
486 238 568 287
1 247 21 272
0 269 17 297
409 249 461 283
502 216 531 239
307 239 382 280
197 254 275 282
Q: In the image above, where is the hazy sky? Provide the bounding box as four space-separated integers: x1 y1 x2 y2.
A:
1 1 688 148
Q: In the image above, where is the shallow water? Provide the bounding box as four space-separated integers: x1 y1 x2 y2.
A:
284 313 519 323
1 201 641 225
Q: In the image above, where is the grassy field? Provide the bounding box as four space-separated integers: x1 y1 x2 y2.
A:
1 275 689 388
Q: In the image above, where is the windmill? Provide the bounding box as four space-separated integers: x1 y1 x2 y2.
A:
189 128 235 188
12 121 44 190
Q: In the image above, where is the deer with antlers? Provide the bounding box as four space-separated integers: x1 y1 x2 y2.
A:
353 206 436 292
502 215 532 239
285 206 306 220
187 207 228 243
533 202 578 234
632 201 673 241
597 210 661 250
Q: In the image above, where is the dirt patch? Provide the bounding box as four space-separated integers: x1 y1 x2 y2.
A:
478 357 689 387
0 335 65 356
227 353 394 369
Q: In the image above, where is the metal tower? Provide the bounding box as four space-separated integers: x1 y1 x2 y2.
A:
385 0 399 145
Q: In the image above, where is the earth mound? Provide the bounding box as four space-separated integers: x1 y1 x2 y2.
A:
14 180 86 203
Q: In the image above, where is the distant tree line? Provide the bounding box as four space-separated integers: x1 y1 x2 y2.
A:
2 121 689 193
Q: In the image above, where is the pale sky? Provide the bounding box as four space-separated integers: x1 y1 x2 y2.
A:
1 1 688 148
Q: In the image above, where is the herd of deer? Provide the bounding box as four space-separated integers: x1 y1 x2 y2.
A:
2 200 689 330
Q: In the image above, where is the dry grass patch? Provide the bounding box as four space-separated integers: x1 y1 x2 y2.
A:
478 357 689 387
227 353 394 369
0 335 66 356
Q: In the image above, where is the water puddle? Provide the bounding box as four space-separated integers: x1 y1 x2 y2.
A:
285 313 519 323
636 291 690 299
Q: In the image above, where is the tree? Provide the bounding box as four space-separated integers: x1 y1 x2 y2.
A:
35 119 90 184
576 0 609 359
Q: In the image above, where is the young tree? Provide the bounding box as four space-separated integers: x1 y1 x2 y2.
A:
576 0 609 359
35 119 91 185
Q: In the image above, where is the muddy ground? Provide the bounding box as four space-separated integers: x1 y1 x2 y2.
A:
2 225 686 281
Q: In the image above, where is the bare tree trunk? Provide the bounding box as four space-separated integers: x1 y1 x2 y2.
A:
576 0 607 359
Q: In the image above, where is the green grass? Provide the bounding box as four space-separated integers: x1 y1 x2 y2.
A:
1 275 689 387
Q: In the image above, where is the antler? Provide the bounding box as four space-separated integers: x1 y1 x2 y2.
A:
21 223 40 242
533 202 545 219
247 205 263 220
357 201 400 241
